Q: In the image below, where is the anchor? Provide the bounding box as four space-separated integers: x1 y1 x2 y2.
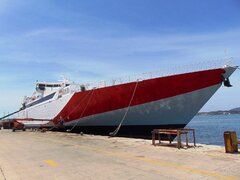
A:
223 78 232 87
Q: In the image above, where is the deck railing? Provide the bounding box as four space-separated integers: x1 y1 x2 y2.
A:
71 57 234 92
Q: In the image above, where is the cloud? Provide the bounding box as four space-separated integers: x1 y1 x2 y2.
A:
2 27 240 60
1 26 240 81
1 26 240 112
23 27 74 38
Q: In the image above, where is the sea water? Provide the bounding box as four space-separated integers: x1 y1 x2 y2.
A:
186 114 240 146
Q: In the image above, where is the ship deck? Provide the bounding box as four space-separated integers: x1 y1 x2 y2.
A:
0 129 239 180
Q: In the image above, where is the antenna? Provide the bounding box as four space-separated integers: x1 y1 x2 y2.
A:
59 75 69 83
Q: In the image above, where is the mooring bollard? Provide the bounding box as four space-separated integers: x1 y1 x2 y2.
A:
223 131 238 153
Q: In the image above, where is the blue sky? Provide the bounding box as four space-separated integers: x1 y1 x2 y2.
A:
0 0 240 115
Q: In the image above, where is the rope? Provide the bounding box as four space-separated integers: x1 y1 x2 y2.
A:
61 89 93 121
109 80 139 137
0 166 6 180
45 121 58 131
46 89 94 132
68 88 95 132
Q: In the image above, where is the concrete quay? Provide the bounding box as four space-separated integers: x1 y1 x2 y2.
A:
0 129 239 180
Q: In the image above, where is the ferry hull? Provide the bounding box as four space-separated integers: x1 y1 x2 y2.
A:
63 83 221 137
52 66 236 137
15 65 237 136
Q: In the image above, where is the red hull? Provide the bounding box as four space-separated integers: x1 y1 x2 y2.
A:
53 68 225 125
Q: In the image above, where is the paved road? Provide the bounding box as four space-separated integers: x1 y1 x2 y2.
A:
0 129 239 180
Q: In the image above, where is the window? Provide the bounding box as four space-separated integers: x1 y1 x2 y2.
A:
38 84 45 91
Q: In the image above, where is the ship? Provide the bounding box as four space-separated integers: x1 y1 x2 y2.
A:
2 59 238 137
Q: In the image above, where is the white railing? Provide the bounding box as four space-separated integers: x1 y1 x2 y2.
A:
71 57 235 91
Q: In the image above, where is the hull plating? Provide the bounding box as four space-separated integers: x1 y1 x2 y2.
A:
17 94 73 120
54 68 226 126
15 66 237 135
64 84 221 136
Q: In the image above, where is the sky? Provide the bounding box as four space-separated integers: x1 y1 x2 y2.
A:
0 0 240 115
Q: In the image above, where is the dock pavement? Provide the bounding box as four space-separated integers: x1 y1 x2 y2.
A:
0 129 240 180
